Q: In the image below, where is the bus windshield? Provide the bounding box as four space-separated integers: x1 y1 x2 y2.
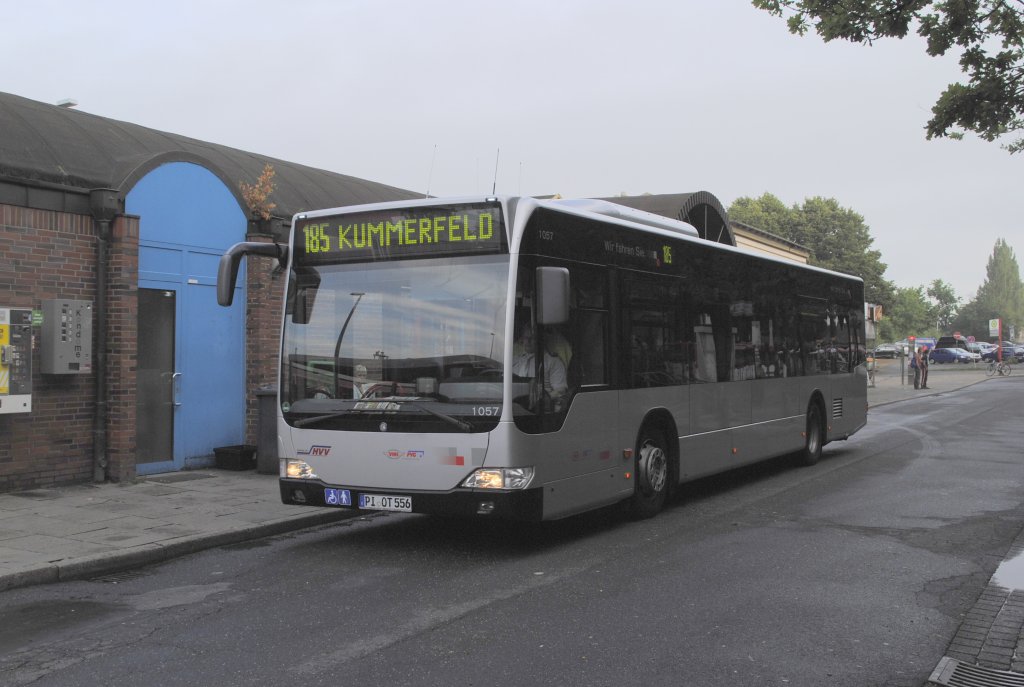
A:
281 255 510 432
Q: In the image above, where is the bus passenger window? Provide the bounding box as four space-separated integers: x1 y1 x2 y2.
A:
575 311 606 386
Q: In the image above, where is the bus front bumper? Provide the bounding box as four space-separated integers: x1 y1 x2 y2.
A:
279 479 545 522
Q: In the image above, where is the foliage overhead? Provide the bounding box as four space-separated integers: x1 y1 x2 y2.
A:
729 193 895 306
752 0 1024 153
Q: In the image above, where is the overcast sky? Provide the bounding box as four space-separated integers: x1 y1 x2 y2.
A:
5 0 1021 301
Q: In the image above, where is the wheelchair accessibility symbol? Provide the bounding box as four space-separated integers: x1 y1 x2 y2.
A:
324 488 352 506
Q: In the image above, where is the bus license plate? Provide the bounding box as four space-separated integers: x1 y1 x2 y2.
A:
358 493 412 512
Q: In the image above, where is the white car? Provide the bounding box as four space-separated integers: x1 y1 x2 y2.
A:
960 348 982 363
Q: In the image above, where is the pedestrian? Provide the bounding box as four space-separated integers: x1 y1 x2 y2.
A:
920 346 930 389
911 346 922 390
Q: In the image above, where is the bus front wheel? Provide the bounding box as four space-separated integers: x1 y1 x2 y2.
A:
630 428 670 519
795 401 824 467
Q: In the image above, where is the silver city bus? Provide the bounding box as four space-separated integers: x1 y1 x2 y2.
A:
218 196 867 521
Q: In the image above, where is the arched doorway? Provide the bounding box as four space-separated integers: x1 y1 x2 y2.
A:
127 162 247 474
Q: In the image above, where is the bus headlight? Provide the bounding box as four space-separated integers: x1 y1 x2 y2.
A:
461 467 535 490
282 459 318 480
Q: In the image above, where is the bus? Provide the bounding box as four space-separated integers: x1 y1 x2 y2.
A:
218 196 867 521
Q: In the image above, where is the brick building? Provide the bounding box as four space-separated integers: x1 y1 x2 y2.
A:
0 91 417 492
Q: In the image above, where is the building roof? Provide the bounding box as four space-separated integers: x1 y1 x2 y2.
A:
595 192 734 246
730 219 810 255
0 91 419 222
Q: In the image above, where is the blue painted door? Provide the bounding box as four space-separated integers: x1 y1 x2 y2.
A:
128 163 247 474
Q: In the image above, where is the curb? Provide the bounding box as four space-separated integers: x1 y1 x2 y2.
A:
868 375 993 409
0 508 357 593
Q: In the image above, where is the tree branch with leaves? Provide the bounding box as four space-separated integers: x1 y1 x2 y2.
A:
752 0 1024 152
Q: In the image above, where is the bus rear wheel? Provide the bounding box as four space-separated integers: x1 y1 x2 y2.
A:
630 428 670 519
795 402 824 467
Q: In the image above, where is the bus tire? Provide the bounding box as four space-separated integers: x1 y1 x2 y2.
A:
630 426 670 519
795 401 824 467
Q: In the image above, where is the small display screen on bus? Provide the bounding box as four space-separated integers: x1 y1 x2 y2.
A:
294 202 506 265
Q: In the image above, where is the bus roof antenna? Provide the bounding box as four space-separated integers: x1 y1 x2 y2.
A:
425 144 437 198
491 148 500 195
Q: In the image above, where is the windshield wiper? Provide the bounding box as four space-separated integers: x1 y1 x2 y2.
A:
293 411 351 428
408 402 473 432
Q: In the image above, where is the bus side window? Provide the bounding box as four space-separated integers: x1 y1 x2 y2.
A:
572 267 609 388
622 276 684 388
576 311 607 385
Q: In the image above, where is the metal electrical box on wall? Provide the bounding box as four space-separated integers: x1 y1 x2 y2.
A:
41 299 93 374
0 307 33 414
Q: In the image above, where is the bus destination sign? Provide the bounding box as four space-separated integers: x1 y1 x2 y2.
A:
295 202 506 265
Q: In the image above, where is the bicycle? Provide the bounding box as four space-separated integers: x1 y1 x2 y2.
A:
986 359 1013 377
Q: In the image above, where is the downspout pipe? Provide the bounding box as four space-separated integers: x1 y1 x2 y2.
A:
89 189 121 483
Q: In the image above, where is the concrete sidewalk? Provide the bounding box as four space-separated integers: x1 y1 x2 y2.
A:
0 360 998 595
0 468 353 592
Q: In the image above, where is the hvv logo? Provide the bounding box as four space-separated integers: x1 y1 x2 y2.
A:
298 445 332 456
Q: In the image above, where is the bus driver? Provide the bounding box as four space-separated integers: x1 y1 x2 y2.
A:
512 324 568 412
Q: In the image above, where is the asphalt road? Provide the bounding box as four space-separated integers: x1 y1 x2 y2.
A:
2 377 1022 687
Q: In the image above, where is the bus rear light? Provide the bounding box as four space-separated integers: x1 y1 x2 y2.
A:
623 449 634 460
462 467 535 490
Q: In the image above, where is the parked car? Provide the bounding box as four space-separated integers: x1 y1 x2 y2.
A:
981 344 1019 362
872 343 900 359
976 342 997 355
935 336 969 351
929 347 975 364
966 341 990 355
960 348 982 363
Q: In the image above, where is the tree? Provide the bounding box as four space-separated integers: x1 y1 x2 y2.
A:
727 193 793 236
953 238 1024 338
729 193 895 306
752 1 1024 152
927 279 960 334
877 286 934 341
950 298 992 341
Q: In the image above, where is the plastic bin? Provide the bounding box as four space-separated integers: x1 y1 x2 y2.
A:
214 444 257 471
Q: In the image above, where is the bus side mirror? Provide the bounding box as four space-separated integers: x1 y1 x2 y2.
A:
217 242 288 306
536 267 570 325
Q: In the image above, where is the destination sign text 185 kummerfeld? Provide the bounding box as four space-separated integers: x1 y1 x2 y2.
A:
295 202 506 265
